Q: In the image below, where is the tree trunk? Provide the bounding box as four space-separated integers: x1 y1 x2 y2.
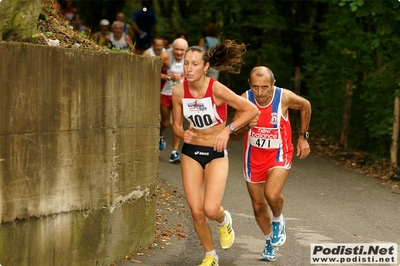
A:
339 80 353 150
390 91 400 167
0 0 43 42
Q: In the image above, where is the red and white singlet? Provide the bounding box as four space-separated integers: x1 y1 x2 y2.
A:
182 78 227 130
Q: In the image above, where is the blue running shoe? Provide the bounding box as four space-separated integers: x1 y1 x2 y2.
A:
159 136 166 151
260 239 277 261
169 150 181 163
271 216 286 247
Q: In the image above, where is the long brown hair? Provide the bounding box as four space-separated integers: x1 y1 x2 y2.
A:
185 36 247 74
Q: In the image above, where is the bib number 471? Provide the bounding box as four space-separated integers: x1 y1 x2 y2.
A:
255 138 269 148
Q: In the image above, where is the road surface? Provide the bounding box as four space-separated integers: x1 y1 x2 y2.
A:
117 128 400 266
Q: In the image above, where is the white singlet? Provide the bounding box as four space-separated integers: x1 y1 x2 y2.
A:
161 49 185 96
110 33 128 50
148 47 166 57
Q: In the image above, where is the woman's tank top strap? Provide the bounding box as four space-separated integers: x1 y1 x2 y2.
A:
204 78 216 98
183 78 216 98
183 80 190 98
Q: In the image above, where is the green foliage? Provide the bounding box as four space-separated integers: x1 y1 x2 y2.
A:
79 31 88 39
151 0 400 158
75 0 127 31
39 12 47 21
76 0 400 160
301 0 400 157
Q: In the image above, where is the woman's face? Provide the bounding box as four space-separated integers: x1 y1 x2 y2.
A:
184 51 209 82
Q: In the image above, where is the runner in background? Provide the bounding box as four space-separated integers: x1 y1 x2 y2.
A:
115 12 134 39
198 23 220 80
143 36 168 92
131 0 157 55
159 38 188 163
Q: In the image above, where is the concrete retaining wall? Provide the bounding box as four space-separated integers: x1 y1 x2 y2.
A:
0 42 161 266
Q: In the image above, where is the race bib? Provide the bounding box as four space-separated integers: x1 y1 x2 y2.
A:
182 97 218 129
249 126 280 149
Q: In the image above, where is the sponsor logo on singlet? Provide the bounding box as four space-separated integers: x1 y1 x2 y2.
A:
188 100 208 111
183 97 218 129
270 112 278 124
249 126 280 149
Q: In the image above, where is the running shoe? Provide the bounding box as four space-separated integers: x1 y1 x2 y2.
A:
159 136 166 151
199 254 219 266
169 150 181 163
260 239 277 261
218 210 235 249
271 216 286 247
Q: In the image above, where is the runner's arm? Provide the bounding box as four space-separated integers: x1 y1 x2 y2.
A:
282 89 311 159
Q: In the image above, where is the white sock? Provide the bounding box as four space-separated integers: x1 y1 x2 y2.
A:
265 234 271 240
217 213 227 226
206 249 217 255
272 214 283 223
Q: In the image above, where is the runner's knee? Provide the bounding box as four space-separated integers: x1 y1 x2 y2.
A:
190 208 207 223
203 206 221 221
266 193 283 206
252 201 269 217
161 119 170 128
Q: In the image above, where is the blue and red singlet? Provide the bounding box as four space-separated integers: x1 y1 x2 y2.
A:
243 87 294 183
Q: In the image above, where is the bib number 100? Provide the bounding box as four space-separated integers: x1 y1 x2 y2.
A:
188 114 213 128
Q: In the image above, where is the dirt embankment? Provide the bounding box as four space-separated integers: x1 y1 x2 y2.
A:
35 2 107 51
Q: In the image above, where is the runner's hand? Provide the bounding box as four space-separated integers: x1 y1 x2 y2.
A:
183 126 196 143
296 138 310 159
214 127 230 152
248 111 261 129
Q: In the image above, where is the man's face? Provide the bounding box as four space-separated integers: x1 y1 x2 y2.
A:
100 25 109 34
116 13 125 22
249 74 275 105
153 39 164 55
172 42 187 61
113 24 123 36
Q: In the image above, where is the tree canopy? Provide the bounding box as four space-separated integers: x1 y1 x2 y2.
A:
148 0 400 158
4 0 400 159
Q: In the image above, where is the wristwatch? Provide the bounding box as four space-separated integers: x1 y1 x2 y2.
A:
229 124 236 134
299 132 309 139
166 75 171 81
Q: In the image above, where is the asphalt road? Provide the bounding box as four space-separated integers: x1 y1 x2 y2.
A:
116 127 400 266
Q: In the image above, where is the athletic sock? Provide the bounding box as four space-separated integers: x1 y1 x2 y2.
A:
217 213 227 226
272 214 283 223
265 234 271 240
206 249 217 255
